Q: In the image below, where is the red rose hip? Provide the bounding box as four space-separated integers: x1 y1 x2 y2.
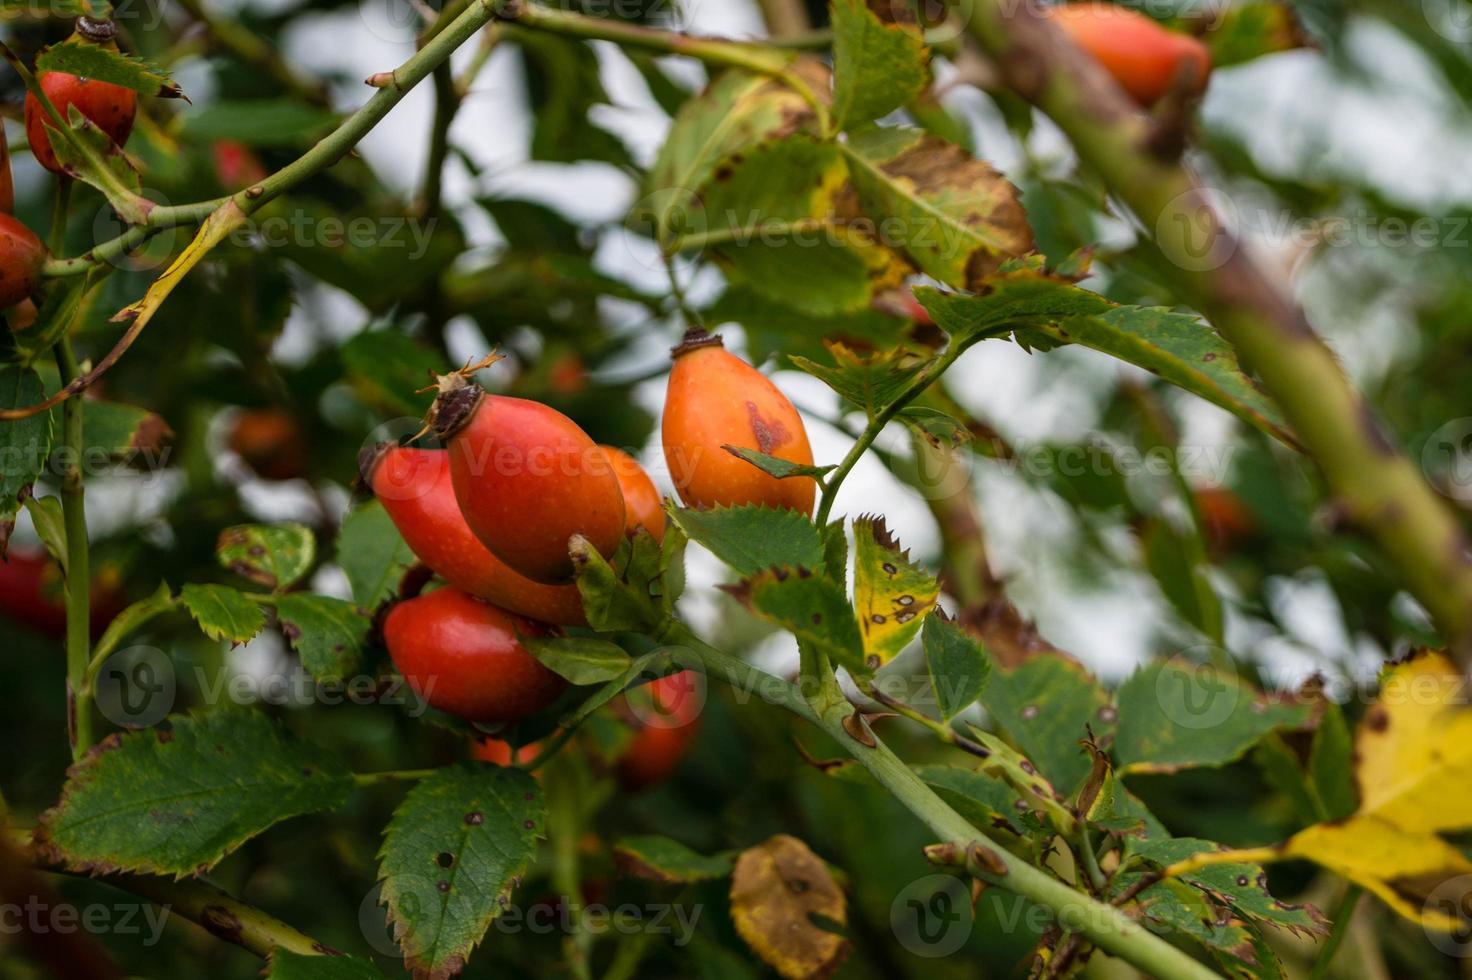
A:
383 587 567 723
26 71 139 175
0 214 46 309
429 371 626 585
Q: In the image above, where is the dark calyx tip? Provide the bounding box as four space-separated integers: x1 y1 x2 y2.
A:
355 442 393 496
670 327 724 360
429 376 484 441
75 16 117 42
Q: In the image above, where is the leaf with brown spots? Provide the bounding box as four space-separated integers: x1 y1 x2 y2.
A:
377 764 545 980
35 711 353 878
963 725 1078 836
216 522 316 590
271 593 369 683
730 835 848 980
721 566 866 675
831 0 930 130
842 126 1034 289
851 515 938 668
789 341 929 422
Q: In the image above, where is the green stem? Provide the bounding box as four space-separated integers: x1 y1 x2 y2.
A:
42 199 227 278
816 342 968 525
513 5 830 130
94 872 326 958
858 676 990 758
54 337 91 761
547 762 593 980
666 623 1222 980
418 61 460 218
962 0 1472 664
1308 885 1362 980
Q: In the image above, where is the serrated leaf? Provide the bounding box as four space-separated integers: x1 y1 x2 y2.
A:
523 635 632 685
723 445 835 482
337 501 416 609
668 504 824 576
377 764 545 979
842 126 1034 288
613 835 735 884
690 135 913 317
965 726 1077 835
78 400 170 461
268 950 389 979
273 594 369 682
217 523 316 590
646 63 826 249
36 711 353 876
0 366 52 549
914 273 1112 343
1132 837 1326 938
830 0 930 129
915 764 1043 853
38 41 178 97
982 654 1113 794
570 535 654 633
922 616 989 721
852 515 938 667
1112 872 1262 964
46 105 145 224
179 583 266 645
723 567 865 674
1114 660 1313 775
1307 700 1356 821
730 835 847 980
898 406 972 448
790 342 929 421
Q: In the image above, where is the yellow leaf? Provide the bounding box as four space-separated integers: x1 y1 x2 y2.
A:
114 200 249 326
851 515 938 668
1283 817 1472 931
1354 650 1472 833
730 835 847 980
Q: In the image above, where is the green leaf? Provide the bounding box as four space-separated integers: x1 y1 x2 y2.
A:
1204 2 1306 68
613 835 736 884
523 635 632 685
337 501 416 609
1142 517 1223 642
559 652 668 729
982 654 1113 794
921 616 990 721
24 495 67 570
377 764 545 977
217 523 316 590
830 0 930 130
45 105 146 225
723 445 835 482
819 520 849 582
852 515 938 667
690 136 913 317
915 764 1043 852
179 583 267 645
36 711 354 876
38 41 178 97
1110 872 1263 963
1130 836 1328 937
1113 661 1314 775
646 63 825 248
182 99 337 146
965 726 1076 835
268 950 388 979
1308 701 1357 821
914 273 1112 344
723 567 865 674
341 330 445 417
273 594 369 683
515 30 633 167
790 343 929 421
669 504 824 577
898 406 972 448
93 582 175 658
842 127 1034 289
570 535 655 633
0 366 52 549
79 401 170 461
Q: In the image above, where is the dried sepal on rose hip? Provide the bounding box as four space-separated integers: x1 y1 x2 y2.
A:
426 355 627 585
382 586 567 723
662 329 816 515
25 21 140 176
361 443 588 627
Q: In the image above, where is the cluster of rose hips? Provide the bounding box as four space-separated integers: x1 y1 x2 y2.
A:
0 24 139 319
362 330 813 786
